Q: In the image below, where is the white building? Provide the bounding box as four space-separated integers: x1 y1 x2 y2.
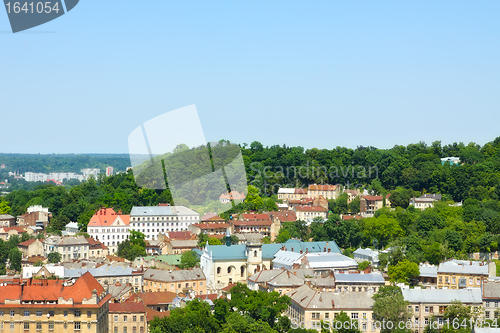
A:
81 168 100 179
106 166 114 176
130 205 200 241
63 221 79 236
43 235 90 261
87 208 130 253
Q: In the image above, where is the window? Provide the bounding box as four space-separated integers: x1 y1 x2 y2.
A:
24 310 30 317
124 327 128 333
140 316 144 322
10 311 14 317
133 328 137 333
114 315 118 322
64 311 68 317
200 282 203 286
362 323 367 331
425 306 429 313
415 306 419 312
75 310 81 317
49 322 54 330
36 322 42 330
486 311 490 318
24 322 29 330
487 302 490 307
351 313 358 319
114 328 118 333
133 316 137 322
425 318 429 325
124 315 128 322
10 323 14 330
362 313 367 319
325 313 329 319
87 311 92 318
36 311 42 317
496 302 499 308
452 277 456 284
140 327 144 333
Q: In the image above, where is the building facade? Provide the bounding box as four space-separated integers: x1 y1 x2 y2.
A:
142 268 206 295
109 302 147 333
87 208 130 254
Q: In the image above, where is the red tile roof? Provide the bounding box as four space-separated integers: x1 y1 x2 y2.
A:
132 291 177 305
146 308 170 322
1 227 27 233
195 293 219 302
342 215 363 221
294 206 327 212
168 231 193 240
295 189 308 194
219 191 246 201
241 213 270 221
87 238 108 250
268 211 297 222
200 213 225 222
88 208 130 227
109 302 146 313
308 185 338 191
192 223 230 229
18 239 37 247
233 220 272 226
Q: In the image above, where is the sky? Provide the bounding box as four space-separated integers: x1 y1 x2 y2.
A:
1 1 499 154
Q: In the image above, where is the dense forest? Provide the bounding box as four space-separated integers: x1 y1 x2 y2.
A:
0 137 499 263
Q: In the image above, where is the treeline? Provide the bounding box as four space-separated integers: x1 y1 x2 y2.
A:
244 137 500 202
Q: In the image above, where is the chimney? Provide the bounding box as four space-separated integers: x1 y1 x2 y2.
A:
306 248 309 253
324 247 326 252
291 248 294 252
300 250 303 254
328 248 331 253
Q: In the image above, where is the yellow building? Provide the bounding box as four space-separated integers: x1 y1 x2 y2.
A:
0 272 110 333
109 302 147 333
307 185 342 200
277 188 308 203
436 260 494 289
142 268 207 295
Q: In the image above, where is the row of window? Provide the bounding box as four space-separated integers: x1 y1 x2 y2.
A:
90 228 128 233
310 312 368 320
113 326 144 333
148 281 203 289
114 315 144 322
0 322 88 330
438 276 481 285
4 310 91 317
131 216 198 222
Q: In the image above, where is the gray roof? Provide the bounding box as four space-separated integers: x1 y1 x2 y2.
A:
438 260 489 275
287 285 375 310
354 248 377 256
483 281 500 299
130 206 199 217
267 270 306 287
335 272 385 284
305 253 358 269
401 288 482 304
65 264 136 278
0 214 14 220
248 269 284 283
310 277 335 287
273 250 303 266
419 264 438 278
143 268 205 282
170 240 198 248
65 222 79 229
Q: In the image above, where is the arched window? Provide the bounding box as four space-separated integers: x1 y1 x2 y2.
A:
217 267 221 275
254 250 257 257
227 267 231 274
240 266 245 277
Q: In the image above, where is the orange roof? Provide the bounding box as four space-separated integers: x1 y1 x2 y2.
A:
233 220 272 226
0 272 104 305
18 239 37 247
362 194 389 201
308 184 338 191
86 238 108 250
168 231 193 240
146 307 170 322
295 189 308 194
88 208 130 227
193 223 230 229
195 293 219 302
1 227 27 233
342 215 363 221
294 206 327 212
268 211 297 222
109 301 146 313
219 191 246 200
200 213 225 222
132 291 177 305
241 213 270 221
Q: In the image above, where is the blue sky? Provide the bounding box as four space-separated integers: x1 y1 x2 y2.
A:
1 1 499 154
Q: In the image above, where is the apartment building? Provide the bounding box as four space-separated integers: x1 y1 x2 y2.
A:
307 184 342 200
437 260 494 289
65 265 143 292
286 284 377 332
109 302 147 333
277 188 308 202
130 206 200 241
293 206 328 221
142 268 206 295
17 239 44 258
360 195 391 216
0 272 110 333
483 280 500 320
334 272 385 293
87 208 130 253
43 235 90 261
188 213 229 237
402 287 482 332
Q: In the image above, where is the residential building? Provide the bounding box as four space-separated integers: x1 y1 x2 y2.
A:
218 191 245 204
106 167 114 177
277 188 308 203
268 211 297 224
293 206 328 221
142 268 206 295
188 213 229 237
63 221 79 236
0 214 15 227
0 226 32 241
418 263 438 287
441 157 460 166
17 239 44 258
248 269 311 295
301 252 358 275
307 184 342 200
286 284 377 332
344 189 361 203
130 205 200 240
233 213 280 240
402 287 482 332
16 205 51 229
0 272 110 333
482 280 500 320
108 282 134 303
164 239 198 255
109 302 147 333
65 264 144 292
334 272 385 293
43 235 90 261
82 168 100 179
87 238 109 259
233 233 264 245
409 194 441 210
437 260 494 289
272 250 304 270
360 195 391 216
22 265 65 279
87 208 130 253
353 248 379 266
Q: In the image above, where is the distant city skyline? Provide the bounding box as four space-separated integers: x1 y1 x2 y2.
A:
1 1 499 154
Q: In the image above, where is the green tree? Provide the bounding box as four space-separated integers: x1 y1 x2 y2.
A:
348 196 361 214
48 252 62 263
358 261 371 271
178 250 200 269
117 230 146 261
387 259 420 284
372 286 411 333
8 248 22 272
331 311 362 333
0 201 11 215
